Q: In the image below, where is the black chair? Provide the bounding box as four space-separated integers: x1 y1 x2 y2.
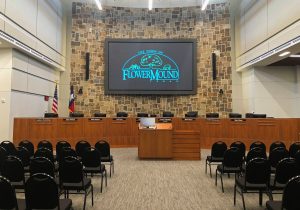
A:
1 155 26 190
19 140 34 158
295 150 300 172
162 111 174 117
250 141 266 153
253 114 267 118
245 113 254 118
44 113 59 118
95 140 114 177
245 147 267 163
16 146 31 172
0 141 17 155
69 112 84 117
234 158 272 210
206 113 219 118
0 146 8 173
34 147 55 164
75 140 91 159
149 114 157 117
269 158 299 192
269 147 289 173
82 147 107 192
269 141 286 153
0 175 25 210
59 156 93 210
116 112 128 117
37 140 53 153
205 141 227 177
229 113 242 118
25 173 72 210
266 175 300 210
60 147 78 163
94 112 106 117
289 141 300 158
137 113 148 117
215 147 243 192
30 157 55 177
56 141 71 162
185 111 198 118
230 141 246 159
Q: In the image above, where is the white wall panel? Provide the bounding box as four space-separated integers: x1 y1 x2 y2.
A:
27 75 54 96
5 0 37 34
11 70 27 92
234 9 246 57
12 50 29 72
0 0 5 12
268 0 300 36
244 41 268 63
0 92 11 140
0 68 11 91
0 49 12 69
28 58 59 82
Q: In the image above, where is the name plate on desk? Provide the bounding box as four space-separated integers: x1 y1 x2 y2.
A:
36 118 51 123
157 118 172 123
113 118 127 121
88 118 103 121
230 119 246 122
182 118 196 121
63 118 77 121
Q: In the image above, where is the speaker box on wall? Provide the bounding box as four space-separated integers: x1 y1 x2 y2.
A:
85 52 90 81
212 52 217 80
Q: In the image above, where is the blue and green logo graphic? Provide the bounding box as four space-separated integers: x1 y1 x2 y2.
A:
122 50 180 82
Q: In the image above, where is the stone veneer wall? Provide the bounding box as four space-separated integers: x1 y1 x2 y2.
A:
70 3 232 117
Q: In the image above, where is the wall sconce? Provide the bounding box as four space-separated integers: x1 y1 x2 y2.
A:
78 87 83 95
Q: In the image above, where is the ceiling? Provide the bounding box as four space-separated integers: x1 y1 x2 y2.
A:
268 53 300 66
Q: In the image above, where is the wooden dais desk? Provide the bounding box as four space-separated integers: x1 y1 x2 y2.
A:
138 123 173 159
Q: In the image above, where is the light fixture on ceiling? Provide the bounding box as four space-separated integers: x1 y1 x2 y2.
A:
201 0 209 11
148 0 153 11
279 51 291 57
94 0 102 10
290 54 300 58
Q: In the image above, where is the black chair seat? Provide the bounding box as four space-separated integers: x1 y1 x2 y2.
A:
62 178 91 191
217 164 241 173
236 176 268 190
266 200 281 210
269 177 285 190
100 155 113 162
84 165 106 174
207 156 223 162
11 176 28 189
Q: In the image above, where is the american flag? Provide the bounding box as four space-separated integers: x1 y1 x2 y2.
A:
52 84 58 113
69 85 75 113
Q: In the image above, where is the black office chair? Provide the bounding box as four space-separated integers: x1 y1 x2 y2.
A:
95 140 114 177
116 112 128 117
69 112 84 117
25 173 72 210
60 147 78 164
16 146 31 173
0 175 25 210
82 147 107 193
230 141 246 159
229 113 242 118
245 113 254 118
289 141 300 158
250 141 266 153
253 114 267 118
94 112 106 117
56 141 71 162
34 147 55 164
44 113 59 118
243 147 267 172
19 140 34 158
0 141 17 155
162 111 174 117
269 141 286 153
205 141 227 177
269 147 289 173
185 111 198 118
0 146 8 173
266 175 300 210
215 147 243 192
75 140 91 159
234 158 272 210
30 157 55 178
137 113 148 117
59 156 93 210
37 140 53 153
206 113 219 118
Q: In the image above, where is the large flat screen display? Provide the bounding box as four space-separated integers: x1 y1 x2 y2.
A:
104 39 197 95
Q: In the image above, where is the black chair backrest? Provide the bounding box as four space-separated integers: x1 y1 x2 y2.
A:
185 111 198 118
75 140 91 158
295 150 300 172
30 157 55 177
289 141 300 158
162 112 174 117
282 175 300 210
269 141 286 153
69 112 84 117
16 146 31 167
25 173 59 210
59 156 83 184
250 141 266 153
1 156 24 182
228 113 242 118
116 112 128 117
222 147 243 168
56 140 71 161
34 148 54 163
0 146 8 170
37 140 53 152
60 147 77 163
230 141 246 158
253 114 267 118
44 113 58 118
206 113 219 118
0 176 18 210
94 112 106 117
211 141 227 158
137 113 148 117
245 113 254 118
19 140 34 157
274 158 298 185
95 140 111 158
245 158 270 185
269 147 289 168
82 147 101 168
0 141 17 155
246 147 267 163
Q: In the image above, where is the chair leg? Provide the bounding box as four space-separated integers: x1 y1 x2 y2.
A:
91 184 94 206
205 160 208 174
220 172 224 193
209 163 212 178
241 191 246 210
83 189 87 210
259 190 262 206
215 169 218 186
105 169 107 186
234 184 236 205
110 163 112 177
112 161 114 174
101 173 103 193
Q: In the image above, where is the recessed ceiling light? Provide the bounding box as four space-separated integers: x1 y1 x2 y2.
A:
201 0 209 11
279 51 290 57
94 0 102 10
148 0 153 11
289 54 300 58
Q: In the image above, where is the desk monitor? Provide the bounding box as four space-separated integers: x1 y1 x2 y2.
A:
140 117 156 128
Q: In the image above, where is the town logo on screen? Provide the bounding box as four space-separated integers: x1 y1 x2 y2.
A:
122 50 180 82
